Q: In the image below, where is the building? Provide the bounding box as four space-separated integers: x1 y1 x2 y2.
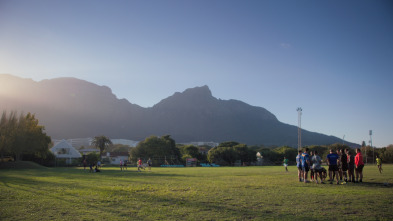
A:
50 139 82 164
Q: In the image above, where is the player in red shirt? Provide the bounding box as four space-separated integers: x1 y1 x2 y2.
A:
354 148 364 183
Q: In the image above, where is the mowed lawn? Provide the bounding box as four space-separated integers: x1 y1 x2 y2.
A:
1 163 392 220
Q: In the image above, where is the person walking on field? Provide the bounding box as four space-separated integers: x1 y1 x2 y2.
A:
296 151 303 182
326 149 340 185
376 156 383 173
355 148 364 183
147 158 152 171
301 148 311 183
283 157 289 172
120 159 123 171
137 158 143 172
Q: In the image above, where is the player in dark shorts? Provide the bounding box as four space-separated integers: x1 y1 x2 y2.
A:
301 148 311 183
326 149 340 184
355 148 364 183
340 149 348 182
346 149 355 182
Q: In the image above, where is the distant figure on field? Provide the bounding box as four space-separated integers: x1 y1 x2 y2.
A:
120 159 123 171
97 161 101 169
355 148 364 183
311 151 324 184
336 149 343 181
89 163 94 173
376 156 382 173
301 148 310 183
296 151 303 182
83 159 87 170
283 157 289 172
147 158 152 171
309 151 314 182
346 149 355 182
340 149 348 182
95 165 100 172
123 160 127 170
138 158 143 172
326 149 340 184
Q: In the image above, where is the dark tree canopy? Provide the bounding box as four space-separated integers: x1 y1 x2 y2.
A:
0 111 52 162
129 135 181 165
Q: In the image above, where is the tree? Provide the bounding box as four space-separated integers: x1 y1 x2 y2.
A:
207 142 256 166
129 135 181 165
0 111 51 162
92 135 112 159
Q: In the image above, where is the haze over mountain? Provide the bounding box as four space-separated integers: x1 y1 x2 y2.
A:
0 74 356 147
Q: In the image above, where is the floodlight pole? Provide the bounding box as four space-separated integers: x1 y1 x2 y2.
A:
297 107 302 151
370 130 373 164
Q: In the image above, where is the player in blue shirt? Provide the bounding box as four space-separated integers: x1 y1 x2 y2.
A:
326 149 340 184
296 150 303 182
301 148 310 183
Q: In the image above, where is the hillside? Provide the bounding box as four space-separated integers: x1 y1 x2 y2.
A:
0 74 356 147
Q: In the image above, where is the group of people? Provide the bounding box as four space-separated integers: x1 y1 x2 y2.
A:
83 159 101 173
295 147 366 184
120 158 152 172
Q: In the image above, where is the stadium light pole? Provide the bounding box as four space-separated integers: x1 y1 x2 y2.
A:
370 130 373 164
297 107 302 152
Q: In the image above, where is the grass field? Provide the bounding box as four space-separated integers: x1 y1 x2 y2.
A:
1 163 392 220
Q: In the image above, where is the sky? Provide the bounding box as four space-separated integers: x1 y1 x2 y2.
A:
0 0 392 147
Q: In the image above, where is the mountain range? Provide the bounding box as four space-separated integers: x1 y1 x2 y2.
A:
0 74 357 147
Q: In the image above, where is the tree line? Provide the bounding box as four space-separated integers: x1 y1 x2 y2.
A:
2 110 392 167
129 135 393 166
0 111 53 165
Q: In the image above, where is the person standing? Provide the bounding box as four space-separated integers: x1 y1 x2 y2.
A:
326 149 340 184
340 149 348 182
311 151 324 184
346 149 355 183
336 149 343 181
296 151 303 182
137 158 143 172
355 148 364 183
120 159 123 171
376 156 383 173
83 158 87 171
301 148 310 183
283 157 289 172
147 158 152 171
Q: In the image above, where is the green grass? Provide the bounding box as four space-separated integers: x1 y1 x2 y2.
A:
1 163 392 220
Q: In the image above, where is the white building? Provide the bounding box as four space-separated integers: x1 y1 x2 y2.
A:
50 139 82 164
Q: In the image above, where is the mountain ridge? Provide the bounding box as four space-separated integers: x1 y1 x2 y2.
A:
0 74 358 147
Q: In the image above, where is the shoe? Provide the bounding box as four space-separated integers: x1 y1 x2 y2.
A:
359 179 362 183
336 181 340 185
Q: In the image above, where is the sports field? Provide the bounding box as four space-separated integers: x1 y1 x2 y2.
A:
1 163 392 220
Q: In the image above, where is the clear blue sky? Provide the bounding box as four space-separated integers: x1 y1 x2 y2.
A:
1 0 392 147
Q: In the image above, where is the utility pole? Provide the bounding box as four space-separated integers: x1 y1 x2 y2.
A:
297 107 302 152
370 130 373 164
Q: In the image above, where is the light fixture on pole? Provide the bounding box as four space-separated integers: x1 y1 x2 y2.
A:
297 107 302 151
